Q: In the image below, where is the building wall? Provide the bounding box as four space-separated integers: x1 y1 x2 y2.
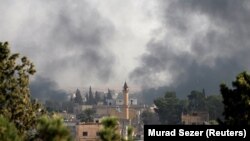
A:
116 99 124 105
106 99 115 106
181 112 209 125
129 98 137 105
76 123 102 141
116 98 137 106
95 106 138 120
73 105 93 114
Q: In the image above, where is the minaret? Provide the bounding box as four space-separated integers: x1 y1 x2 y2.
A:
123 82 129 120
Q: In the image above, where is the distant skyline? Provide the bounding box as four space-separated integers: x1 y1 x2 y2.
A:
1 0 250 97
64 85 141 94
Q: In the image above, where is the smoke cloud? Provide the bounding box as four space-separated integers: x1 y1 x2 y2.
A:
30 76 68 102
0 0 115 88
130 0 250 96
1 0 250 101
0 0 120 101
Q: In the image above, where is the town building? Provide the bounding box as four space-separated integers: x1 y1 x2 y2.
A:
66 82 146 140
181 112 209 125
76 122 102 141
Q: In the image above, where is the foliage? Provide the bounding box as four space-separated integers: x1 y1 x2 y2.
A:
154 92 181 124
95 91 102 104
34 115 72 141
0 42 73 140
0 116 22 141
154 90 224 124
209 120 219 125
86 86 95 105
76 108 96 122
187 90 223 121
178 99 189 113
99 117 120 141
141 110 159 125
206 95 223 121
45 100 62 112
107 89 113 99
74 89 83 105
220 71 250 125
126 126 134 141
187 90 206 112
0 42 45 134
61 101 74 113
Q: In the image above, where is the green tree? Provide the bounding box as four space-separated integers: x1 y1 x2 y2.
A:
0 42 72 141
220 71 250 125
34 115 72 141
141 110 159 124
74 89 83 105
179 99 189 113
0 42 44 134
99 117 121 141
154 92 181 124
126 126 134 141
0 116 22 141
206 95 223 121
95 91 101 104
61 101 74 113
86 86 95 105
76 108 96 122
187 90 206 112
107 89 113 99
121 126 134 141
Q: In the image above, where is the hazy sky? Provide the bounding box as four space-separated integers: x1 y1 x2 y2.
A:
1 0 250 97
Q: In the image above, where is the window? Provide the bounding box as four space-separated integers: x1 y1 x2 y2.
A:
83 132 88 136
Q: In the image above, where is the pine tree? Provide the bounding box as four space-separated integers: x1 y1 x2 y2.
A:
220 71 250 125
154 92 181 124
0 116 22 141
99 117 121 141
107 89 113 99
0 42 44 134
88 86 95 105
74 89 83 105
187 90 206 112
0 42 73 140
34 115 72 141
76 108 96 122
95 91 101 104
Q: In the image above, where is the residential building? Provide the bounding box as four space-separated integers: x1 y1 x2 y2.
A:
181 112 209 125
76 122 102 141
